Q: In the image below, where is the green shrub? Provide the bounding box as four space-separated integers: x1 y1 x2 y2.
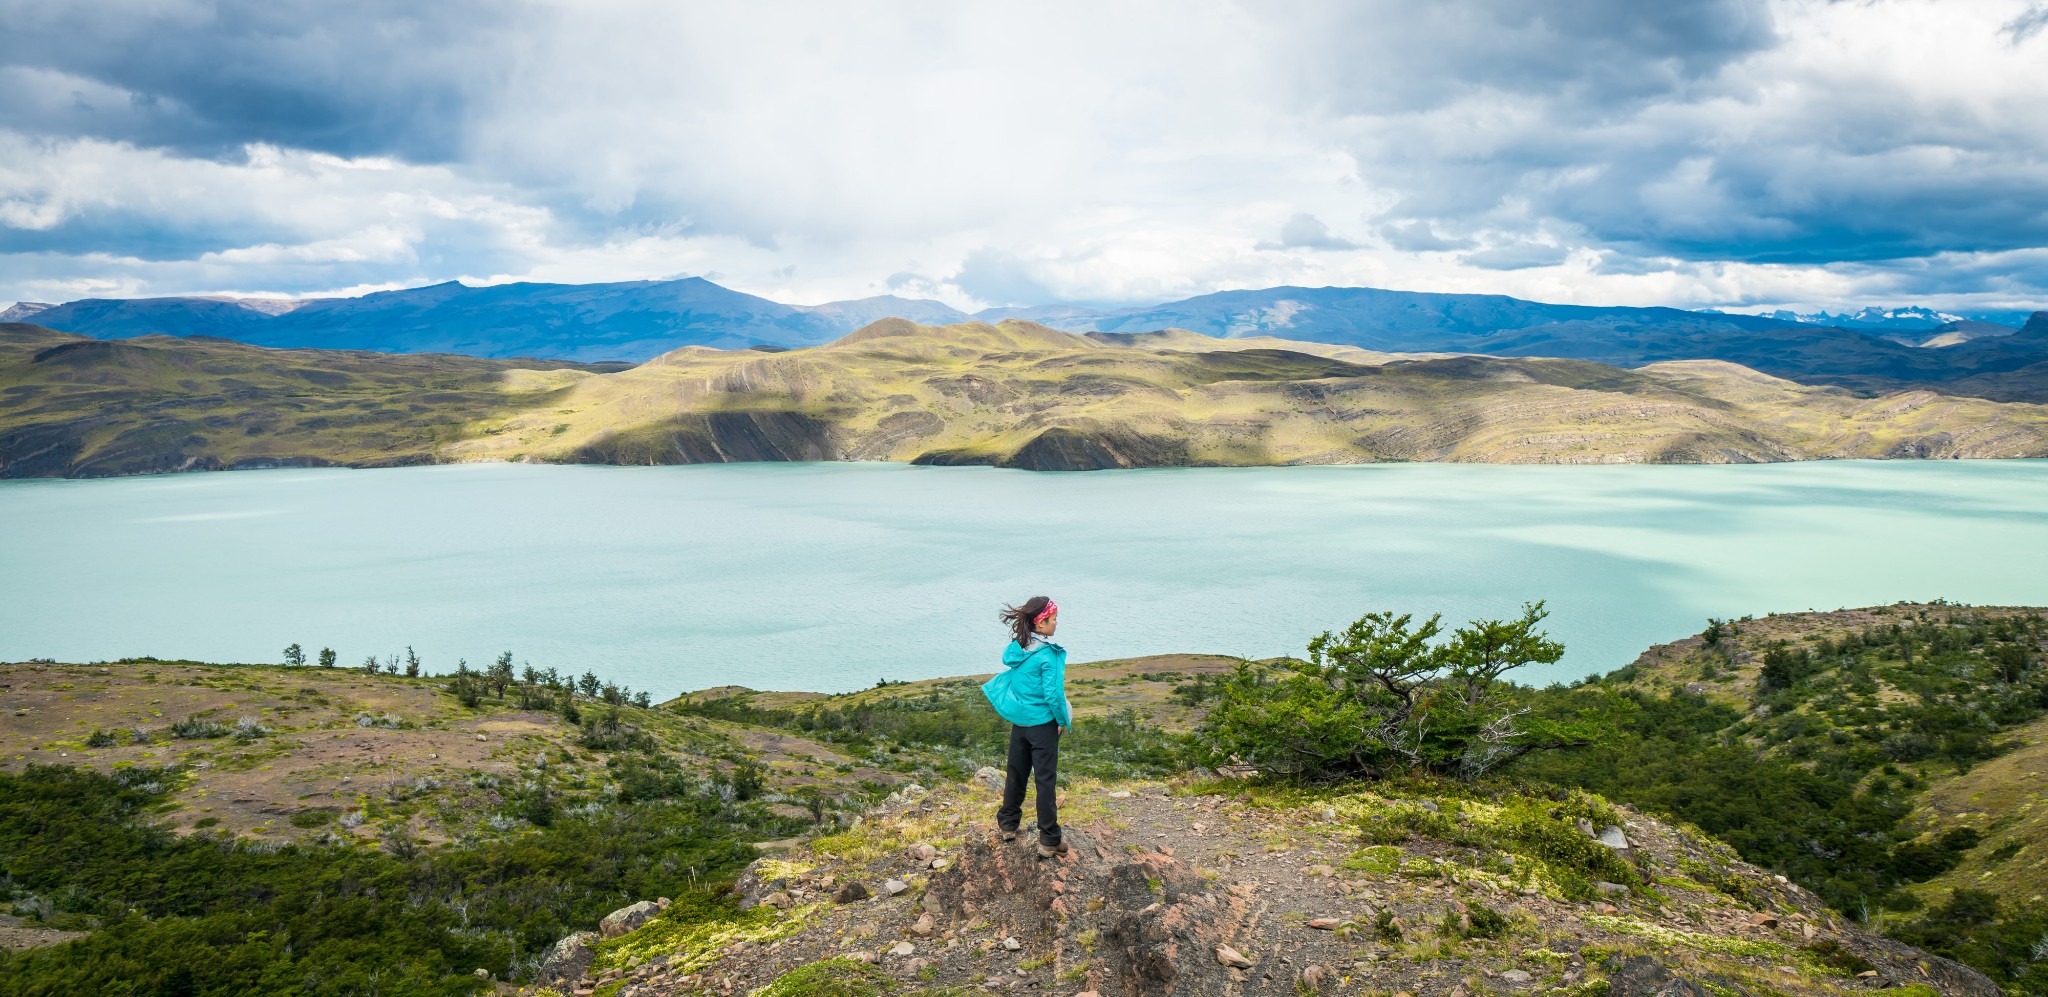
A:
1194 603 1630 780
169 717 231 740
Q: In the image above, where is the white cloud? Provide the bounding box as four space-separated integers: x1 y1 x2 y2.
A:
1 0 2045 315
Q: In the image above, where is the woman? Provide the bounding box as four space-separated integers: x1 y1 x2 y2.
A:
981 595 1071 858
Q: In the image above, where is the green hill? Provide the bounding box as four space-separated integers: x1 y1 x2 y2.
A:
6 318 2048 478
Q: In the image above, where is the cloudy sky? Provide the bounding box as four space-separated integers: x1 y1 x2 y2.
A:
2 0 2045 314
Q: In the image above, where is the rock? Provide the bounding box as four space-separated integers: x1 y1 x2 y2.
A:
1307 917 1343 930
930 858 950 870
834 881 871 903
1576 817 1598 837
975 765 1003 788
1107 790 1132 798
1216 944 1253 968
532 931 600 990
883 878 910 896
475 733 487 741
1300 964 1332 992
911 913 934 936
889 941 916 957
598 900 661 938
472 968 490 979
1605 955 1710 997
1501 969 1533 984
1752 912 1780 928
905 957 929 974
1596 825 1632 851
1594 881 1630 896
655 897 671 909
762 891 792 909
1002 936 1023 951
1307 864 1335 877
909 842 937 863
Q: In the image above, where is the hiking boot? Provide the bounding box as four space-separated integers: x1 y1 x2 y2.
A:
999 827 1018 842
1036 840 1069 859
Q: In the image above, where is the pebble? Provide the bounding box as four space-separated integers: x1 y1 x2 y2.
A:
1501 969 1532 984
883 879 909 896
910 913 934 936
889 941 915 957
1216 944 1253 968
1307 917 1343 930
1002 936 1023 951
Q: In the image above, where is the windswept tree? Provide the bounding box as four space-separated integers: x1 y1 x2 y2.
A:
317 647 337 669
281 643 305 667
578 671 601 698
488 652 515 699
405 646 422 678
1197 602 1631 780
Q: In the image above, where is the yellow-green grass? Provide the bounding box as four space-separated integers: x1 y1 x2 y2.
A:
1903 713 2048 908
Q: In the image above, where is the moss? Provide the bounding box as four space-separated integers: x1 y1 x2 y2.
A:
754 958 891 997
752 857 816 881
1582 915 1794 960
1343 845 1405 874
593 894 825 975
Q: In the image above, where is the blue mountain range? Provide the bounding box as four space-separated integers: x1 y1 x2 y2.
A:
3 280 2041 396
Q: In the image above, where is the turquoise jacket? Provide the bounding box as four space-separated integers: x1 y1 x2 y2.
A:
981 638 1072 728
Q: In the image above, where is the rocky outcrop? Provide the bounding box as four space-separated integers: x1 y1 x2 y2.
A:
599 900 662 938
921 830 1257 996
532 930 599 991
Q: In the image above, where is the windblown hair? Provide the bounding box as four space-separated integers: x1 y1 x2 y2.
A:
1000 596 1053 649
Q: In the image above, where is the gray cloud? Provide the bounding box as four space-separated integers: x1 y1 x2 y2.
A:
1378 221 1471 252
0 0 502 161
2003 3 2048 42
949 248 1067 307
1257 213 1360 250
1462 242 1570 271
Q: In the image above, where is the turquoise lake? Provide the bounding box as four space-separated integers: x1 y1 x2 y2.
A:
2 460 2045 696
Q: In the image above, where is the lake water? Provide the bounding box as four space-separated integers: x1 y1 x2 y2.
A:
2 461 2045 697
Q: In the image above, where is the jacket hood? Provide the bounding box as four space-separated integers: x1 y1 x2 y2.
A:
1002 639 1057 667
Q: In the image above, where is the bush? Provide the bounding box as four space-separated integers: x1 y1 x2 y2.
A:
1195 603 1629 779
169 717 231 740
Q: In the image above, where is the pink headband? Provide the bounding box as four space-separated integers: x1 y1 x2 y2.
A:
1034 600 1059 622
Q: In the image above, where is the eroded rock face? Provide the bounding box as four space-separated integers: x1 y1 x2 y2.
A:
565 410 837 465
921 831 1255 996
999 427 1190 472
533 930 599 991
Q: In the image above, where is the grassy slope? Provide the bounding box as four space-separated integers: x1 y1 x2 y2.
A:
1603 605 2048 912
7 318 2048 477
0 323 607 476
0 658 884 849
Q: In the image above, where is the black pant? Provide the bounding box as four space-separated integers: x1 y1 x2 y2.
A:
995 721 1061 845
